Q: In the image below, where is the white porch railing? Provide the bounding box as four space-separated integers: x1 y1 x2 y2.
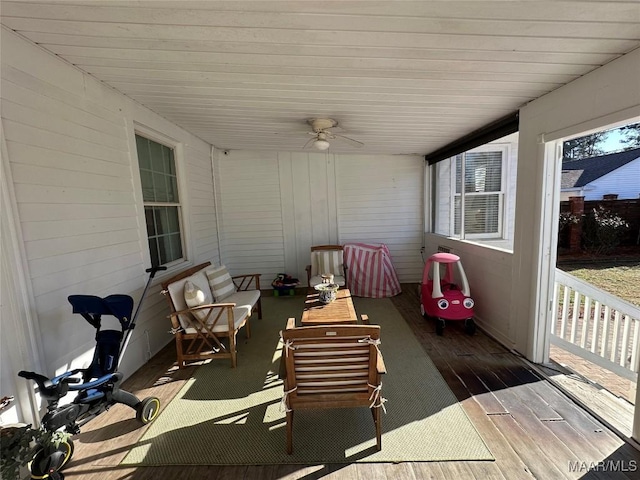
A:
550 268 640 382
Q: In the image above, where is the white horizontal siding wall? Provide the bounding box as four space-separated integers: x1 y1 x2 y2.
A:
337 155 424 282
183 140 220 264
1 28 217 400
215 150 284 284
277 151 340 283
583 158 640 200
216 151 423 285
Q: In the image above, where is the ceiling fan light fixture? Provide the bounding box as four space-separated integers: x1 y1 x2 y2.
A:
313 139 330 150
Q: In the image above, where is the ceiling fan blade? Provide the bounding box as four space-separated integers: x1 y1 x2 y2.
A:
332 133 364 147
302 137 316 149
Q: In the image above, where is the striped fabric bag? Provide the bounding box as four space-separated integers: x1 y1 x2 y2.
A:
343 243 401 298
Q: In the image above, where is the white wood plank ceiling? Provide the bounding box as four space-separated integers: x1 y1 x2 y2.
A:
2 1 640 155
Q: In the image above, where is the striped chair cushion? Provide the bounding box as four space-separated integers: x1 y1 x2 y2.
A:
205 265 236 302
311 250 345 277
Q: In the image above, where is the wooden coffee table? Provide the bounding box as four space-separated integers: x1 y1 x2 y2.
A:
301 288 358 326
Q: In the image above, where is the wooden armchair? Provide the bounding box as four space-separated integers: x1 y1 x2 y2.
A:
280 321 386 454
305 245 348 288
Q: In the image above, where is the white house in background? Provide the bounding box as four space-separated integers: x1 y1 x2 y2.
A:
561 147 640 201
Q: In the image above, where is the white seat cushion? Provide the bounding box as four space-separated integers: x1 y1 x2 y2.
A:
309 275 346 288
183 290 259 334
225 289 261 311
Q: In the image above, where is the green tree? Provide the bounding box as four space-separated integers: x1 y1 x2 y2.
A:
563 132 608 161
618 122 640 149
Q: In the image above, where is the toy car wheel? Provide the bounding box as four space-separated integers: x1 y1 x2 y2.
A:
29 438 74 479
136 397 161 425
435 318 445 336
465 318 476 336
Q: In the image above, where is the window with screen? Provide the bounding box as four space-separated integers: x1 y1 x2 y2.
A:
433 143 511 244
454 150 504 237
135 134 184 267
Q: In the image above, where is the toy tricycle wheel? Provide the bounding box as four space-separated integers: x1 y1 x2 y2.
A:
435 318 445 336
29 437 74 479
136 397 160 424
465 318 476 336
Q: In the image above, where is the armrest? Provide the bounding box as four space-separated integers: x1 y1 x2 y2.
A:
376 352 387 375
167 303 236 330
279 317 297 379
168 303 237 318
232 273 261 291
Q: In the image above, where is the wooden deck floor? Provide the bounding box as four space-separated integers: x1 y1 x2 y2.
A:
62 284 640 480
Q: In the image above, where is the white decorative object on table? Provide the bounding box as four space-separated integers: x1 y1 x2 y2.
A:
321 273 334 284
315 283 339 304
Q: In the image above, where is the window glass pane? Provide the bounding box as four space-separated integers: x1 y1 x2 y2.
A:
156 233 182 264
166 207 180 232
144 207 156 237
152 172 167 202
168 176 179 202
154 207 180 235
454 196 461 235
148 238 159 268
162 145 174 175
455 155 462 194
465 152 502 193
139 170 154 202
135 135 151 170
168 148 176 174
149 141 165 172
157 235 168 264
164 175 178 202
464 195 500 234
166 233 183 262
154 208 167 235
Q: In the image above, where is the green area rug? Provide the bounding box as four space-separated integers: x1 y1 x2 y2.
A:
121 295 493 465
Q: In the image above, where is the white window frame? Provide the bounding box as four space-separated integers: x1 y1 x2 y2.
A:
133 126 187 269
450 144 509 240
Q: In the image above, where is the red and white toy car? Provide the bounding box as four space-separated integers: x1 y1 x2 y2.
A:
420 252 476 336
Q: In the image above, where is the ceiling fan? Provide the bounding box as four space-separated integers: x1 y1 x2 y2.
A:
303 118 364 151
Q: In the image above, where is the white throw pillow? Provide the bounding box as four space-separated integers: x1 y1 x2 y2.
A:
205 265 236 302
184 279 213 321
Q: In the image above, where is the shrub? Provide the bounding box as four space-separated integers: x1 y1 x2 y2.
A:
559 211 580 230
582 206 629 254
